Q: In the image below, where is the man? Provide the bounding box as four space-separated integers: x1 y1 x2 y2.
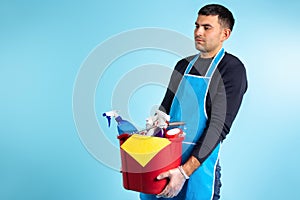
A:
140 4 247 200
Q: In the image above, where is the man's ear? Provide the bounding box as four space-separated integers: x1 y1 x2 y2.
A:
221 28 231 42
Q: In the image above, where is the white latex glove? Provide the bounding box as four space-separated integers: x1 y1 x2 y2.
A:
145 110 170 136
155 110 170 129
156 168 186 198
145 114 158 136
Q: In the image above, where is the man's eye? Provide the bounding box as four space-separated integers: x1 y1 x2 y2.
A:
204 26 210 30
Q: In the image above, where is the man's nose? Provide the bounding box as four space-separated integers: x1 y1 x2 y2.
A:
195 27 203 36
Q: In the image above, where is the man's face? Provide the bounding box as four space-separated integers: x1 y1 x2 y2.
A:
194 15 228 58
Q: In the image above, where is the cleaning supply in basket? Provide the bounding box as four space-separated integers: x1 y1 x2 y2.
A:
165 128 183 139
153 128 165 137
145 110 170 136
103 110 138 135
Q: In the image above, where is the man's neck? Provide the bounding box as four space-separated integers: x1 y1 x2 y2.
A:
200 46 222 58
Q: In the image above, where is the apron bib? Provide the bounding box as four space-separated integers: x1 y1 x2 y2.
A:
140 48 225 200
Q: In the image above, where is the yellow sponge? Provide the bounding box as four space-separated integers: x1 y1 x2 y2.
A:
121 134 171 167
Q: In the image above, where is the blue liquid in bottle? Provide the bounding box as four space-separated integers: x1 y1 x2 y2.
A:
115 116 138 135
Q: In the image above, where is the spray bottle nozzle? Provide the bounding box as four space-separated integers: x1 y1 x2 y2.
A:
102 113 112 127
102 110 119 127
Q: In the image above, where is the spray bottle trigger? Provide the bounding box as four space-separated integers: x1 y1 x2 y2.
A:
102 113 111 127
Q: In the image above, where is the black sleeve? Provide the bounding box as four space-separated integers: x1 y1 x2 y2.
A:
159 59 189 114
191 54 248 163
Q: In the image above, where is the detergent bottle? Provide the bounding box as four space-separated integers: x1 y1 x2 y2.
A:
103 110 138 135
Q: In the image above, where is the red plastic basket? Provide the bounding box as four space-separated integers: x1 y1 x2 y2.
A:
117 134 183 194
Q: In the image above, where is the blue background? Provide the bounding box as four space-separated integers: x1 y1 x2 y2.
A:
1 0 300 199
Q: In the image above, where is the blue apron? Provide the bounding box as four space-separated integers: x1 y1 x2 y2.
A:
140 48 225 200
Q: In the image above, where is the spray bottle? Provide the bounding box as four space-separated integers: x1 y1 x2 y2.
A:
103 110 138 135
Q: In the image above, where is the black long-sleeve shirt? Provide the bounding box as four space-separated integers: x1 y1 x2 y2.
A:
159 52 248 163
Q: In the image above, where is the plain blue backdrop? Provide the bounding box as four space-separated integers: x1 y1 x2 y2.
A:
1 0 300 199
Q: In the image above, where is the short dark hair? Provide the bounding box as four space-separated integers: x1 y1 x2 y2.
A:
198 4 235 31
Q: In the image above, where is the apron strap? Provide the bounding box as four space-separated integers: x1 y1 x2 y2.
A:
205 48 225 78
184 54 200 75
184 48 225 77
